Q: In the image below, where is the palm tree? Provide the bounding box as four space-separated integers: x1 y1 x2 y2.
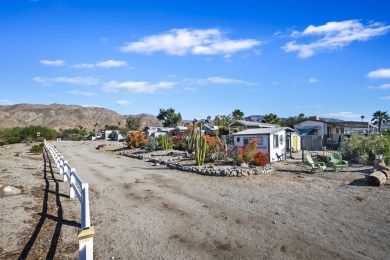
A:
361 115 365 122
205 115 211 124
263 113 280 125
232 109 244 120
371 111 389 134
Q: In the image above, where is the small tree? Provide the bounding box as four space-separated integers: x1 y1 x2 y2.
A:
126 116 141 131
157 108 182 127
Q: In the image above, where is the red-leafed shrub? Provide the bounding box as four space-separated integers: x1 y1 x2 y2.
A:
252 150 270 166
204 135 225 160
172 135 185 150
126 129 148 149
234 139 258 164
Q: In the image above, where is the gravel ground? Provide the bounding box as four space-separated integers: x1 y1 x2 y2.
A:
1 140 390 260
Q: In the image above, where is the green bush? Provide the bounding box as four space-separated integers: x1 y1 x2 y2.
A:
30 143 43 154
0 126 58 144
343 134 390 164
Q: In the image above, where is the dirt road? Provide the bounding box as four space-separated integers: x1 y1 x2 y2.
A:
1 140 390 259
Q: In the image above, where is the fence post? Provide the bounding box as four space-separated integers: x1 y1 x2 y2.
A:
55 153 61 168
59 156 64 176
81 183 90 229
63 161 69 182
78 226 94 260
70 168 76 199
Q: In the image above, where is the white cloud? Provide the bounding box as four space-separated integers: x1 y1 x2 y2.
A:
102 81 176 94
116 100 131 106
0 99 13 105
72 60 127 69
380 96 390 100
282 20 390 58
67 90 97 96
308 78 318 83
367 68 390 79
33 76 99 85
368 83 390 89
40 59 65 66
183 76 251 85
206 77 250 85
184 87 196 92
120 28 261 56
324 111 361 120
96 60 127 68
82 105 104 108
72 63 95 69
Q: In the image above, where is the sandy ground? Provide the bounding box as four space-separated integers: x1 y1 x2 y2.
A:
1 140 390 260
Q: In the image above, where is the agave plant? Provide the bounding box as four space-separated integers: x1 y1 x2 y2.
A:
145 137 159 152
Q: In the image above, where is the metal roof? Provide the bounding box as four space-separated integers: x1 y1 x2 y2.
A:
232 127 293 136
228 120 278 128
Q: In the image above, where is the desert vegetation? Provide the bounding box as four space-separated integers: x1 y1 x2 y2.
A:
0 126 58 144
343 134 390 165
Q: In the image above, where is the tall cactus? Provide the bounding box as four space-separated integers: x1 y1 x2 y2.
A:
195 122 207 166
186 119 197 153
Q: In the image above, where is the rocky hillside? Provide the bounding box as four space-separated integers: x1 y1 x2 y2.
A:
0 104 161 131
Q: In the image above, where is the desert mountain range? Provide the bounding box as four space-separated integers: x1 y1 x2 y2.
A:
0 104 162 131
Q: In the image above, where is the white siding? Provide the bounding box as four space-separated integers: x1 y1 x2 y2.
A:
233 135 269 153
269 130 286 161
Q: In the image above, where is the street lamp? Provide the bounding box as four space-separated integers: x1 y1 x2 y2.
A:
37 132 41 143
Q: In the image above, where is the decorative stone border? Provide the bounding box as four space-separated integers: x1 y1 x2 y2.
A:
122 150 273 177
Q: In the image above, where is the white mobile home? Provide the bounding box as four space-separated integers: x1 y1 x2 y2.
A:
232 127 296 162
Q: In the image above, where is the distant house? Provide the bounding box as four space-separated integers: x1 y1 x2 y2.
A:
228 120 278 134
144 126 173 137
232 127 296 161
294 116 377 150
171 126 188 137
203 124 219 135
104 130 124 141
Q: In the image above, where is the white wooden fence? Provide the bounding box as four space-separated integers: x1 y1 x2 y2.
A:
44 140 94 260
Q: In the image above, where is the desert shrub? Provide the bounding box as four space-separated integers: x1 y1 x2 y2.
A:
126 130 148 149
145 137 159 151
172 136 186 150
60 128 85 140
30 143 43 154
343 134 390 164
205 135 225 160
234 139 258 165
252 150 270 166
0 126 58 144
157 135 173 150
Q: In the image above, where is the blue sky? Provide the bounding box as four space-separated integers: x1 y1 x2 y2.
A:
1 0 390 121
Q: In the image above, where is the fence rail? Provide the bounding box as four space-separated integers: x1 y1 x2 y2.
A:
44 140 94 260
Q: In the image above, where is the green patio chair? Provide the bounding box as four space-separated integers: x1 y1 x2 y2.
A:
306 153 328 173
329 153 348 172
